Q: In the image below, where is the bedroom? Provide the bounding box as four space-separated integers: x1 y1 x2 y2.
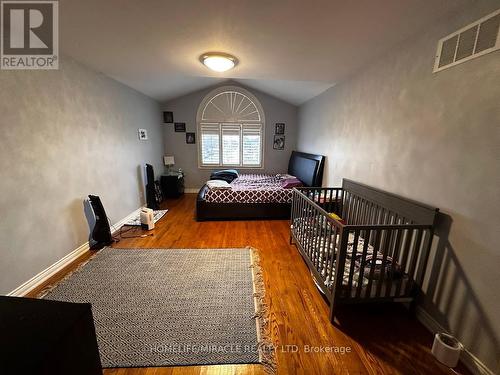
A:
0 0 499 375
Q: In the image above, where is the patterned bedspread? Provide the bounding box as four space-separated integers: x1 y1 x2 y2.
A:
204 174 294 203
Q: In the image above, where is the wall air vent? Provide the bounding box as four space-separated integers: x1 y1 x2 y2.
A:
434 9 500 72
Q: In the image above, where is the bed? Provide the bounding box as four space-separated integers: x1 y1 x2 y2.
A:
196 151 325 221
290 179 439 321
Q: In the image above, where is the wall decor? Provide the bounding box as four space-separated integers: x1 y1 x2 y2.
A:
275 123 285 135
163 111 174 123
273 135 285 150
174 122 186 132
138 128 148 140
186 132 196 144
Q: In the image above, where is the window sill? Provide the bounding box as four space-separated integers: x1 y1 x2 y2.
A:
198 165 264 170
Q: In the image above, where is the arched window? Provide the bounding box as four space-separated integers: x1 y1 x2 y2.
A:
197 86 265 168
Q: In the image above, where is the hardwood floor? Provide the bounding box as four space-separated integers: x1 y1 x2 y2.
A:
29 194 469 375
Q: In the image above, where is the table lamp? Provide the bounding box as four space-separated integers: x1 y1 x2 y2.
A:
164 155 175 173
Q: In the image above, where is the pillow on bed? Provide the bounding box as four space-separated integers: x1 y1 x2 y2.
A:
210 169 239 183
206 180 232 190
280 176 303 188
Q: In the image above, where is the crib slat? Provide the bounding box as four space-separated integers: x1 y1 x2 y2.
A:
378 207 385 224
317 212 325 271
291 190 298 240
359 198 367 225
385 228 403 298
296 193 304 242
355 198 362 225
383 209 389 224
395 228 414 297
309 203 317 265
368 201 375 225
344 192 350 222
313 205 321 267
360 198 367 224
302 197 310 255
361 198 368 223
375 206 383 225
301 193 307 243
343 191 350 219
327 189 332 212
307 202 315 260
376 229 393 298
365 229 382 298
353 196 360 224
292 191 297 238
406 228 424 295
313 210 323 270
351 195 357 223
350 196 356 224
367 203 376 246
350 194 356 223
327 223 338 289
415 230 432 286
355 229 371 298
333 228 349 300
346 229 359 296
323 219 333 286
335 189 340 215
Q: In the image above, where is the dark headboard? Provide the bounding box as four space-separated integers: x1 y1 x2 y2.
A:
287 151 325 187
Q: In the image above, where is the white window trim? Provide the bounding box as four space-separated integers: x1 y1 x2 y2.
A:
197 86 265 169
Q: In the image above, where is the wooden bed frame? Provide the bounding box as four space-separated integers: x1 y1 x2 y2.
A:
196 151 325 221
290 179 439 322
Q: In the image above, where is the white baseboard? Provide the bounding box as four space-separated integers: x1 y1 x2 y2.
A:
7 207 143 297
184 188 199 193
416 307 495 375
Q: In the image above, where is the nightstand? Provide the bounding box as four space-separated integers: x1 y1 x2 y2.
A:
160 172 185 198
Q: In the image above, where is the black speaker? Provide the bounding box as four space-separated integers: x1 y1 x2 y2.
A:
88 195 113 250
163 111 173 123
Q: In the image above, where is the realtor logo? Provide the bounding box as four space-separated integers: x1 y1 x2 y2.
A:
1 1 58 69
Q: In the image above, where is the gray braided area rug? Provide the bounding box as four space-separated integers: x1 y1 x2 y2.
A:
43 248 261 368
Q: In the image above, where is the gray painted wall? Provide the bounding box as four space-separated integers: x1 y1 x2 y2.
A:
0 57 164 295
297 2 500 371
162 82 298 189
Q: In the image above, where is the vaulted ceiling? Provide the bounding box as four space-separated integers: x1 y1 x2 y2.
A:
60 0 471 105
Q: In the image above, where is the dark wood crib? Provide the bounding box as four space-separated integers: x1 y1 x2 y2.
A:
290 179 439 322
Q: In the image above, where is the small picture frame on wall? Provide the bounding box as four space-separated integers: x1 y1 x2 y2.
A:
273 135 285 150
275 123 285 135
174 122 186 132
163 111 174 123
138 128 148 140
186 132 196 144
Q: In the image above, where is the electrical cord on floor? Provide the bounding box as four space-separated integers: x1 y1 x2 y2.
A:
105 216 154 241
107 217 121 243
117 224 154 239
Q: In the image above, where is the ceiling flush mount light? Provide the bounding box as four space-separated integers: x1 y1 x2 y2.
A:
200 52 238 72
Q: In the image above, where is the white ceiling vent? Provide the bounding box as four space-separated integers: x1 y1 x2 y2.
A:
434 9 500 72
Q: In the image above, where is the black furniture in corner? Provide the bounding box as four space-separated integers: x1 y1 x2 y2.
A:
0 296 102 375
160 172 185 198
